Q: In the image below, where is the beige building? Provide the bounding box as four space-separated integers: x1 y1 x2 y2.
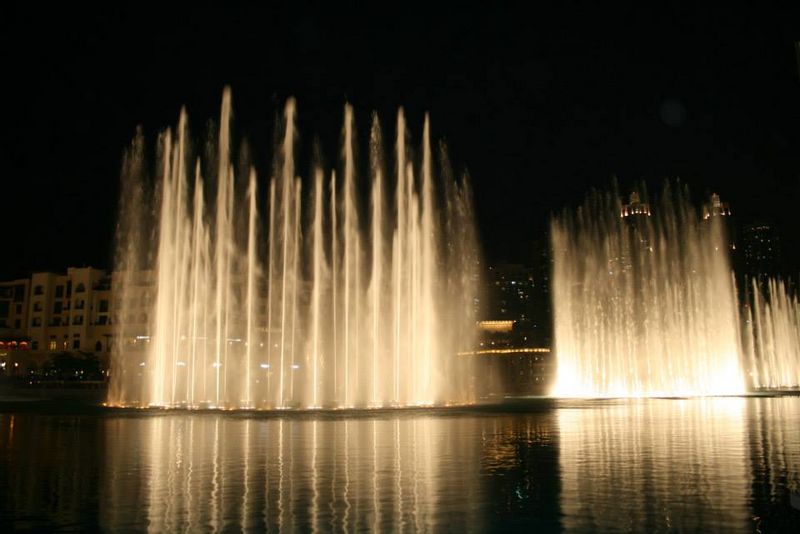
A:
0 267 123 376
0 278 30 338
26 267 114 355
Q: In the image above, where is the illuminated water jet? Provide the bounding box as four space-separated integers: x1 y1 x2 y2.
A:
552 186 747 397
108 88 479 409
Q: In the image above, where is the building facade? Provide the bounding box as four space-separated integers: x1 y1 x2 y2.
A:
0 267 117 377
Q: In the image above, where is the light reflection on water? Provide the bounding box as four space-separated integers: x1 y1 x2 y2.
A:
1 398 799 532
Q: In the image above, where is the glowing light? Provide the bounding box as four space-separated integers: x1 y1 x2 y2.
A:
107 91 479 410
458 347 550 356
552 188 747 398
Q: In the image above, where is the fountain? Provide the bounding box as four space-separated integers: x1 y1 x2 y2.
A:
107 88 479 409
743 277 800 389
551 185 747 397
552 184 800 397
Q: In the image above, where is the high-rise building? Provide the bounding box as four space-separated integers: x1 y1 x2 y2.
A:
702 193 737 253
470 259 554 397
741 222 782 279
620 191 651 220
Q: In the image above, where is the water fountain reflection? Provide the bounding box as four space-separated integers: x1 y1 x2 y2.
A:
102 415 485 532
558 398 753 531
2 400 799 530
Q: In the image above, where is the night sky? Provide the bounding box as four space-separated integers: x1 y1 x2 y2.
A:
2 3 799 279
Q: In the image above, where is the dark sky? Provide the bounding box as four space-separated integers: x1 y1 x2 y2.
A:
2 3 799 279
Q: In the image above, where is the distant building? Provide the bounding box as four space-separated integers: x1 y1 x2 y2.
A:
26 267 114 354
470 260 554 397
0 278 32 373
702 193 732 220
0 278 30 336
0 267 119 377
620 191 651 219
702 193 737 253
742 223 781 279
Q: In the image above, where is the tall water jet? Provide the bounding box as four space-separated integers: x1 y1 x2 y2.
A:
552 185 746 397
368 114 384 406
743 278 800 389
108 88 478 409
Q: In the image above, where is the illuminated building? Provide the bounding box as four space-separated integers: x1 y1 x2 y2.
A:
702 193 732 219
620 191 651 219
742 222 781 279
472 260 554 397
0 267 119 376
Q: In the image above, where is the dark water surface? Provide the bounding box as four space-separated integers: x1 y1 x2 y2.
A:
1 397 799 532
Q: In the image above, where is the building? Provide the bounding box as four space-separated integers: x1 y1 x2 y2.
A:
0 278 30 337
0 267 117 378
26 267 113 355
620 190 651 220
741 222 782 280
703 193 737 252
470 260 554 398
0 278 32 375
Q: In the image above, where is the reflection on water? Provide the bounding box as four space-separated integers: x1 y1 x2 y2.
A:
559 399 751 531
106 417 485 532
1 398 799 532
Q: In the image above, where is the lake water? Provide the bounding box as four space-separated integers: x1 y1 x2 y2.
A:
1 396 799 532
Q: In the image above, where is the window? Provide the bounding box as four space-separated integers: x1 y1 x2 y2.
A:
14 319 20 329
31 341 38 350
97 315 108 325
0 301 8 318
34 285 44 296
15 304 22 314
55 285 64 298
73 315 83 325
95 341 102 352
13 285 25 302
49 339 57 351
32 317 42 327
53 302 63 314
75 283 86 293
33 301 43 312
66 281 72 297
99 299 109 313
51 317 62 326
73 337 80 350
75 300 85 310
